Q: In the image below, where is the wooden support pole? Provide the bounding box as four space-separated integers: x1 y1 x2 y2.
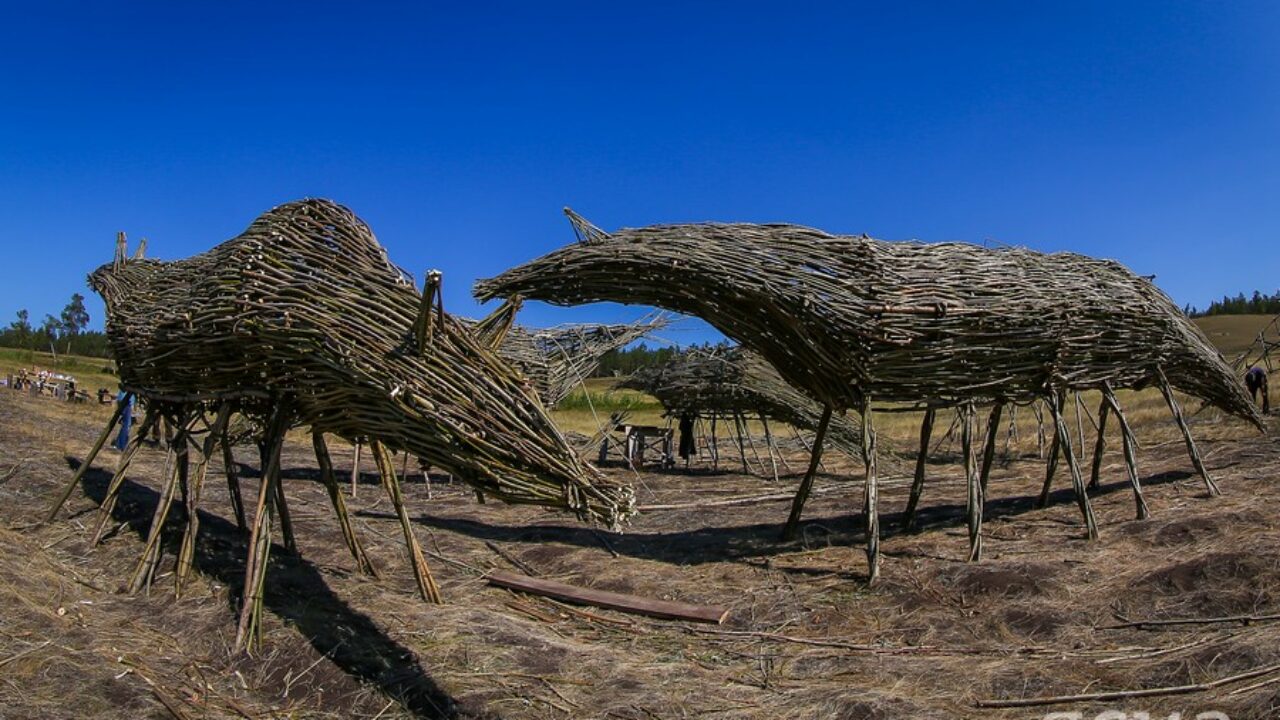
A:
781 405 833 542
1156 367 1220 496
350 440 362 497
371 440 442 603
1073 392 1087 461
1032 400 1046 460
46 393 128 522
313 432 378 577
235 403 290 653
129 411 195 594
176 404 232 597
731 412 750 474
963 403 983 561
759 416 785 479
1102 383 1150 520
1002 404 1019 460
259 441 297 554
1047 391 1099 540
1036 396 1063 508
738 411 768 476
1088 396 1111 491
861 399 880 583
222 440 247 531
902 408 935 531
978 402 1004 494
790 425 826 472
91 409 159 545
709 413 719 470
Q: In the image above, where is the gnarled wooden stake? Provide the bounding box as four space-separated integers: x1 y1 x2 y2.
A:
1047 391 1099 540
1088 395 1110 491
371 440 441 603
781 404 833 542
350 440 362 497
978 402 1004 494
902 408 935 531
1036 394 1063 508
1156 367 1220 496
129 409 197 594
313 432 378 577
176 404 233 596
963 403 983 561
235 402 290 653
221 439 247 531
46 393 129 522
91 409 160 545
1101 382 1149 519
259 442 297 554
861 399 880 582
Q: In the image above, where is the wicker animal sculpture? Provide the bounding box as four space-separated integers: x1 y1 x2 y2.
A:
48 199 634 650
620 346 865 468
476 209 1263 580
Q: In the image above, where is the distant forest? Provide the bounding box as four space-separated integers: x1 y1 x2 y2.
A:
1186 290 1280 318
1 294 113 358
592 341 729 377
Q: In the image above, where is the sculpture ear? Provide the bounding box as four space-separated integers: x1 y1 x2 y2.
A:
563 207 611 244
133 237 147 260
414 270 444 354
474 295 523 350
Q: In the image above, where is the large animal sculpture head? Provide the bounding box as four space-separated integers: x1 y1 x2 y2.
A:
90 199 634 527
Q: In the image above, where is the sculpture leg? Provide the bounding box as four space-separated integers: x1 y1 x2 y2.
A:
1036 396 1063 508
46 393 128 522
978 402 1004 494
313 432 378 577
781 405 833 542
222 440 247 531
1102 383 1149 520
862 400 880 582
175 404 232 597
902 408 935 532
235 403 290 653
1087 396 1110 491
964 404 983 561
129 410 195 594
91 409 159 545
1156 367 1219 496
1048 392 1099 540
372 440 441 603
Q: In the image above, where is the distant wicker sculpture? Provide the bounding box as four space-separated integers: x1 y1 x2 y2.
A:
486 314 667 407
620 346 865 471
46 199 634 650
477 209 1264 581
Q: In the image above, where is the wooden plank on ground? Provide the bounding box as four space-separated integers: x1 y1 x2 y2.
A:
486 570 729 625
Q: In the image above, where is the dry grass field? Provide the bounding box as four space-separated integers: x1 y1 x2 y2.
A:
0 315 1277 719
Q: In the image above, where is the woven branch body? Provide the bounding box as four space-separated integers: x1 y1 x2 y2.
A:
90 199 633 526
477 214 1261 427
620 347 864 456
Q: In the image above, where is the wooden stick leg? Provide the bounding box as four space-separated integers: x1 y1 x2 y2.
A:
272 475 297 554
176 405 232 597
1156 367 1220 496
1088 397 1111 491
1032 401 1046 460
1036 410 1062 509
90 409 159 545
222 440 247 531
129 415 193 594
350 440 362 498
978 403 1004 495
781 405 833 542
1049 392 1099 540
372 441 441 603
861 401 879 583
235 404 289 653
46 395 127 522
1103 383 1149 520
313 432 378 577
964 404 983 562
902 408 935 531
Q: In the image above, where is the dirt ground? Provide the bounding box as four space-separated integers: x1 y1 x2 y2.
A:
1 388 1278 719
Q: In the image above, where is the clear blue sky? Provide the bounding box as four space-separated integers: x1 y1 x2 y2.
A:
2 2 1277 342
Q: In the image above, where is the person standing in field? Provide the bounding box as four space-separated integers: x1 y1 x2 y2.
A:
1245 366 1269 414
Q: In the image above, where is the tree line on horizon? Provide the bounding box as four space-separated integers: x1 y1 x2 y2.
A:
0 294 112 358
1185 289 1280 318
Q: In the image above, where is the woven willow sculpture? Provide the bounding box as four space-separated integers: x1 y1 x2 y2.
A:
619 346 865 463
47 199 633 650
476 210 1263 581
487 314 667 407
